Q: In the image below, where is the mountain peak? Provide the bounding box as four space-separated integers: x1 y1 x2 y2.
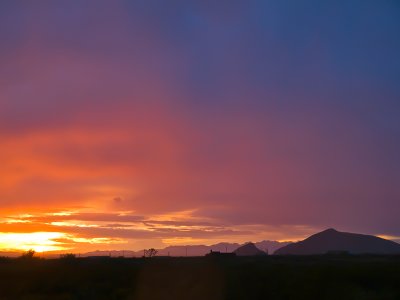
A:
275 229 400 255
234 242 267 256
321 228 338 234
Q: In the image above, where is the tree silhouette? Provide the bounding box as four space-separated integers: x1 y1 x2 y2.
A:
144 248 158 258
60 253 76 260
20 249 36 259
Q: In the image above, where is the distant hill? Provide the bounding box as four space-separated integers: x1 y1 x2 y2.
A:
156 241 287 257
254 240 291 254
81 240 289 257
0 240 290 258
157 245 212 257
234 242 267 256
274 228 400 255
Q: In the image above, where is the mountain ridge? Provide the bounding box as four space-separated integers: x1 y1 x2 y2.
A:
234 242 267 256
79 240 290 257
275 228 400 255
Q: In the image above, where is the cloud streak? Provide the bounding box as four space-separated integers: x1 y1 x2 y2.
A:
1 0 400 251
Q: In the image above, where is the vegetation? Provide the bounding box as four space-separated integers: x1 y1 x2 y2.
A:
19 249 36 260
0 255 399 299
60 253 76 259
144 248 158 258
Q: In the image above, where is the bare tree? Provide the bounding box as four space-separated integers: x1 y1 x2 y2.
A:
144 248 158 258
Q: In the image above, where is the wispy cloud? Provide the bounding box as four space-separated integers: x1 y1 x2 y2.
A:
0 1 399 251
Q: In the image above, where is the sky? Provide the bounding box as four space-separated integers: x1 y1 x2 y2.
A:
1 0 400 253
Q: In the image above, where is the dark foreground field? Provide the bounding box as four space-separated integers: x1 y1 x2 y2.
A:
0 255 399 300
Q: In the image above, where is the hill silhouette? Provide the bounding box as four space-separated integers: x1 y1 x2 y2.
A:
234 243 267 256
274 228 400 255
82 240 289 257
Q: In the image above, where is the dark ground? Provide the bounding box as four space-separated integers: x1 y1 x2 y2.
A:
0 255 399 300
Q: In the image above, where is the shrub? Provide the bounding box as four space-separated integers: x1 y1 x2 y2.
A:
20 249 36 259
60 253 76 259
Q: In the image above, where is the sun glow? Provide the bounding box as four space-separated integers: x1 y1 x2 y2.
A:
377 234 400 241
0 232 68 252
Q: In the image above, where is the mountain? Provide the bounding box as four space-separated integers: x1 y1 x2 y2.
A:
81 241 289 257
254 240 291 254
234 242 267 256
157 245 211 257
0 240 289 258
274 228 400 255
153 241 289 257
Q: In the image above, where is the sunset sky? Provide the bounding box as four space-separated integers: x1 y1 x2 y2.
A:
1 0 400 253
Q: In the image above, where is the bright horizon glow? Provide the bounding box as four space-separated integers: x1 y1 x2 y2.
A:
0 219 397 253
0 210 316 253
0 210 398 253
0 232 68 252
